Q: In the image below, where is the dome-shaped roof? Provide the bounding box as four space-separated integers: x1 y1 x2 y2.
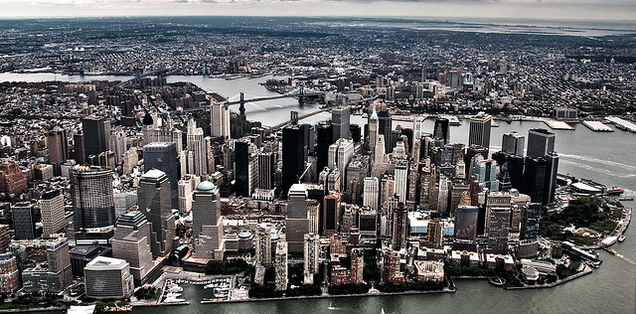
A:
196 181 216 191
370 104 378 120
270 233 280 240
238 231 252 239
142 113 154 126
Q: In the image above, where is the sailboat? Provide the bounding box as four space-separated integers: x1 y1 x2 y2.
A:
380 309 385 314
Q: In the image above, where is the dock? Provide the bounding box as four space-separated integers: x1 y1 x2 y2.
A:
582 121 614 132
543 119 574 130
606 116 636 133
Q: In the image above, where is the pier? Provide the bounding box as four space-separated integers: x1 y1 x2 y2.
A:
606 116 636 133
582 120 614 132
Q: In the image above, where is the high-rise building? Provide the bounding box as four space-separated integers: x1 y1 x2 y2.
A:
282 125 306 195
22 238 73 293
73 133 86 165
391 202 407 250
363 177 379 211
274 241 288 291
323 193 341 236
143 142 179 209
303 233 320 285
522 203 542 241
523 154 559 206
426 219 444 248
332 107 351 140
367 105 379 152
394 160 409 203
473 158 499 192
469 112 492 149
328 138 354 188
455 205 479 241
0 253 20 294
178 175 199 215
378 110 392 153
186 116 208 176
487 207 511 252
110 128 127 165
12 202 35 240
71 166 116 244
137 169 175 258
433 117 450 145
381 249 404 285
84 256 134 300
210 99 230 140
234 140 252 197
40 190 66 237
191 181 224 261
527 128 556 158
257 151 275 190
286 184 309 254
0 225 9 253
111 211 154 284
47 129 68 176
316 122 334 172
81 117 110 160
0 160 28 197
255 228 272 266
350 248 364 284
502 131 525 156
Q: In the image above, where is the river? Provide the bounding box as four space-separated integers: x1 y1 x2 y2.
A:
1 73 634 314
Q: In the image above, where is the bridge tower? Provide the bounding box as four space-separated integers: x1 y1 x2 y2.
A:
298 86 306 106
239 92 246 115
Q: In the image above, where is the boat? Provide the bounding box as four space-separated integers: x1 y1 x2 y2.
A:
166 292 182 297
618 235 626 242
607 248 618 255
166 284 183 293
607 187 624 195
101 305 132 313
328 302 336 310
68 305 96 314
164 296 186 303
380 309 385 314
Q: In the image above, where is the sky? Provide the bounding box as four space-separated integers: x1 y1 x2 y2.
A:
0 0 635 21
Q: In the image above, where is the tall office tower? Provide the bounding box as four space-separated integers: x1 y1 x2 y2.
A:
12 202 35 240
363 177 380 211
73 133 86 164
523 153 559 206
257 151 275 190
332 106 351 140
234 140 251 197
485 193 512 234
137 169 175 258
502 131 525 156
527 128 556 158
84 256 134 300
322 193 341 236
71 167 116 244
378 110 392 153
487 207 511 252
47 129 68 176
286 184 309 254
413 115 425 141
349 248 365 284
367 105 379 152
210 99 230 140
178 175 199 215
0 253 20 294
433 117 450 145
391 202 407 250
0 225 10 253
307 200 320 234
426 218 444 248
522 203 542 241
372 135 389 177
316 122 334 172
328 138 355 188
191 181 224 261
255 228 272 266
81 117 111 160
380 174 395 210
186 116 207 176
143 142 178 209
455 205 479 241
303 233 320 285
381 249 404 285
282 125 306 196
0 160 27 196
468 112 492 149
437 175 450 214
472 158 499 192
111 211 154 283
275 241 288 291
40 190 66 237
42 238 73 292
109 128 127 165
394 160 409 203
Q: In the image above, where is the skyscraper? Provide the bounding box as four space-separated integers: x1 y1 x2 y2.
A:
391 202 407 250
323 193 341 236
47 129 68 176
468 112 492 149
84 256 134 300
22 238 73 293
367 105 379 152
303 233 320 285
40 190 66 237
332 106 351 140
72 166 116 244
111 211 154 284
0 160 28 197
433 117 450 145
328 138 355 188
81 117 110 160
455 205 479 241
137 169 175 258
210 98 230 140
282 125 306 195
527 128 556 158
275 241 288 291
473 158 499 192
257 151 275 190
363 177 379 211
143 142 179 209
394 160 409 203
186 116 208 176
12 202 35 240
315 122 334 172
286 184 309 254
487 207 511 252
235 140 251 197
523 154 559 206
191 181 224 261
378 110 392 153
502 131 525 156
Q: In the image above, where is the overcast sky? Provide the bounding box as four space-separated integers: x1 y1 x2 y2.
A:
0 0 634 21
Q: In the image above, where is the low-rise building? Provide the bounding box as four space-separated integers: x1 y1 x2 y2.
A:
414 260 445 283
